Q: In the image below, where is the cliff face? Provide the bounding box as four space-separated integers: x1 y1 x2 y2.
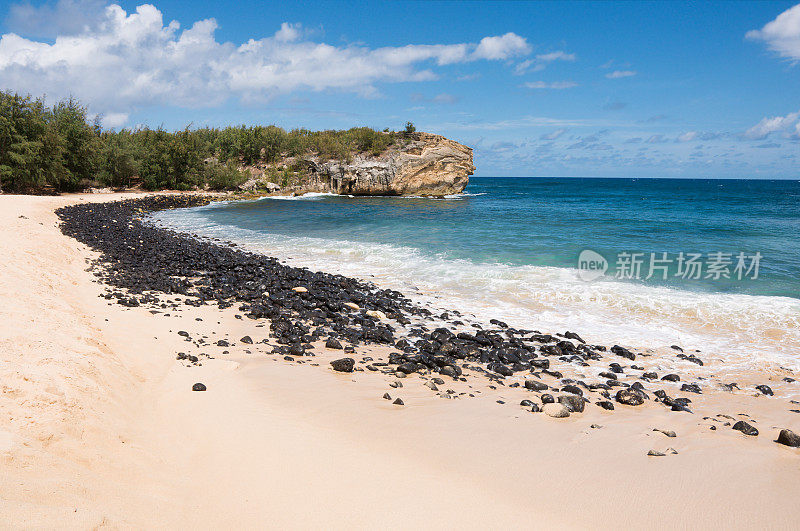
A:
241 132 474 197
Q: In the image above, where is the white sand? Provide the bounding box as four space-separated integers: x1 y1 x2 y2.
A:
1 193 799 529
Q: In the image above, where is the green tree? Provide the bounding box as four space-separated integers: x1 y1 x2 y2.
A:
0 92 65 192
51 97 100 190
98 130 139 188
0 90 403 193
203 160 247 190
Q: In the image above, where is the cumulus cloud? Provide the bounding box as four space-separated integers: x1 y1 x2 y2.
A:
606 70 636 79
472 32 531 60
677 131 698 142
744 110 800 139
0 3 531 124
746 3 800 61
524 80 578 89
273 22 301 42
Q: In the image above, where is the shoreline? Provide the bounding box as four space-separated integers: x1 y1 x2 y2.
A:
1 191 799 528
150 187 800 376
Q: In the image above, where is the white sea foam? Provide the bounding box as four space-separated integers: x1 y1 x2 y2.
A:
149 209 800 374
262 191 487 201
264 192 349 200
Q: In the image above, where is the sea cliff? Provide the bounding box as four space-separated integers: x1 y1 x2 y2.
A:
240 132 474 197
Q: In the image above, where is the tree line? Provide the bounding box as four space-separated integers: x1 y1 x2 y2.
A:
0 91 410 193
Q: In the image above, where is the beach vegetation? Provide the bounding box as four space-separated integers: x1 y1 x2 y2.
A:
0 90 404 193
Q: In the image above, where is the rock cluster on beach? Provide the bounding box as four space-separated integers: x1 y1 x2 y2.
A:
55 195 799 450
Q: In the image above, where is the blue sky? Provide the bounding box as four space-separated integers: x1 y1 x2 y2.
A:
1 0 799 178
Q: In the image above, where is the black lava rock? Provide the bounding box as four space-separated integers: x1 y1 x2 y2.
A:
488 362 514 377
397 362 418 374
325 338 343 350
529 359 550 370
558 394 585 413
732 420 759 436
330 357 355 372
680 383 702 394
615 388 645 406
524 380 548 392
561 384 583 396
440 365 459 378
611 345 635 360
564 331 585 343
776 429 800 447
755 385 774 396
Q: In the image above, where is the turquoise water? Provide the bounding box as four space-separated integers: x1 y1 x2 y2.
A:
181 178 800 298
151 177 800 371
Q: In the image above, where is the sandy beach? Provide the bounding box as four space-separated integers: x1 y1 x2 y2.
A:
2 192 799 530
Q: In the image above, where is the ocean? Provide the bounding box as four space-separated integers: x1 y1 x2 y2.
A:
150 177 800 372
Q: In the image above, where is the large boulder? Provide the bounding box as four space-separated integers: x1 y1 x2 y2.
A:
310 132 474 197
330 358 355 373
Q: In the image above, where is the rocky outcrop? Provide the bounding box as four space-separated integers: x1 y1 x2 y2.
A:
240 132 474 197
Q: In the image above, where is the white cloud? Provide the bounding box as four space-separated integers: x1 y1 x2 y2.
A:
536 51 576 62
677 131 698 142
456 73 481 81
99 112 129 128
472 32 531 60
540 128 567 140
746 3 800 61
514 50 574 74
606 70 636 79
744 110 800 139
524 80 578 89
434 116 597 131
274 22 301 42
514 59 542 74
0 3 531 122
